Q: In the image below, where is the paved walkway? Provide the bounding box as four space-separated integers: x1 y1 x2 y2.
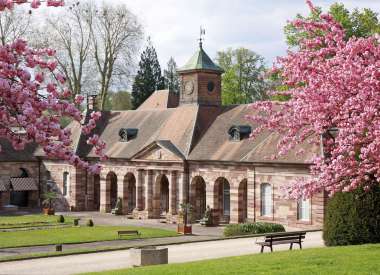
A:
0 231 324 275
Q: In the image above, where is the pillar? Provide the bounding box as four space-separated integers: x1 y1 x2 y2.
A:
230 185 239 224
247 170 255 221
117 174 128 214
169 171 177 214
100 172 110 213
144 170 153 216
136 169 144 211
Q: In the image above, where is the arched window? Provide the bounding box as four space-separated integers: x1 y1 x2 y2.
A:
63 172 70 196
261 183 272 216
298 198 311 221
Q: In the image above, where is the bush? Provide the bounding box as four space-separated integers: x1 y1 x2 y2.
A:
323 185 380 246
86 219 94 227
224 222 285 237
57 215 65 223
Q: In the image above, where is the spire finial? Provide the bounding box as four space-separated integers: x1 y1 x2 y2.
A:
199 26 205 49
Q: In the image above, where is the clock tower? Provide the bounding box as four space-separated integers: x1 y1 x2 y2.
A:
177 42 224 106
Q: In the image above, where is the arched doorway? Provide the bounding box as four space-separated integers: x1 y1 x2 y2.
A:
155 174 169 215
106 172 118 212
93 174 100 211
214 177 230 224
190 176 206 221
124 173 136 213
238 179 248 223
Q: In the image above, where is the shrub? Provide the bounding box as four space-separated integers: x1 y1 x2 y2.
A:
323 185 380 246
86 219 94 227
57 215 65 223
224 222 285 237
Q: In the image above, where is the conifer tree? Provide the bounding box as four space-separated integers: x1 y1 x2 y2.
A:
132 40 165 109
164 57 180 94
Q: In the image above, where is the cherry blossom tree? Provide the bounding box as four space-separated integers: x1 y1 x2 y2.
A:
0 0 106 174
247 0 380 199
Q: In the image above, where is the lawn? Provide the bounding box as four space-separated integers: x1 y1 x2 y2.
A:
0 214 74 229
82 244 380 275
0 226 177 248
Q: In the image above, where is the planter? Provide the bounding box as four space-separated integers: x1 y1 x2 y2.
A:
43 208 55 215
177 224 192 235
130 246 168 267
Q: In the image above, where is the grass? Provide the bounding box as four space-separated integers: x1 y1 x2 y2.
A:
0 214 74 229
0 226 177 248
81 244 380 275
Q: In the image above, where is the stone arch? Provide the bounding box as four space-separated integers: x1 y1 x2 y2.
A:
155 174 169 216
238 179 248 223
105 171 118 212
214 177 230 224
190 176 207 221
124 172 136 213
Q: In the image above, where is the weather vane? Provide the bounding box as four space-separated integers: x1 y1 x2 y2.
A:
199 26 205 48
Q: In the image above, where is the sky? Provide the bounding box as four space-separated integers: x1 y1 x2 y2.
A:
104 0 380 68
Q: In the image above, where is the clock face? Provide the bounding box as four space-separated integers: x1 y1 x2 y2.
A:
207 81 215 92
184 80 194 95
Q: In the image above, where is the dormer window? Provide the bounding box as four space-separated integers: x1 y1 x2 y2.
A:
228 125 252 142
119 128 138 142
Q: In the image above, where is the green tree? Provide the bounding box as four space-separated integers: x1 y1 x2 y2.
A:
164 57 180 94
285 3 380 47
216 48 268 105
131 40 165 109
109 91 132 110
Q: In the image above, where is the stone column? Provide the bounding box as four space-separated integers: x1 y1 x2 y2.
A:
100 172 110 213
247 170 255 221
86 173 94 211
71 168 86 211
144 170 154 216
152 171 162 218
117 174 128 214
178 171 189 206
229 184 239 224
169 171 177 215
136 169 144 211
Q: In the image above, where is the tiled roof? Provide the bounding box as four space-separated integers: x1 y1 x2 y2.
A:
10 178 38 191
137 90 179 110
0 177 10 192
0 139 38 162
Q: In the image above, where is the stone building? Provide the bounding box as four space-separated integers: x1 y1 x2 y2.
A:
0 44 325 229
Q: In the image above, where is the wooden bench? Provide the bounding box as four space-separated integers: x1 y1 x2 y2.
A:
256 231 306 253
117 230 140 238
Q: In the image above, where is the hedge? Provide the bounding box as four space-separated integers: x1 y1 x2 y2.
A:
323 185 380 246
224 222 285 237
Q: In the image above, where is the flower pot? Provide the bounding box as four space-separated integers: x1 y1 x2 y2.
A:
177 224 192 235
43 208 55 215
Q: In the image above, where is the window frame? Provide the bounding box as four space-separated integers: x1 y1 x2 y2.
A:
63 172 70 197
260 183 272 217
297 198 311 221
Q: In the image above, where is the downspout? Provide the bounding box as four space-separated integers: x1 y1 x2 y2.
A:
37 157 41 208
253 165 256 222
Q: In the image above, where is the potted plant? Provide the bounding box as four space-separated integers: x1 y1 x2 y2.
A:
177 203 193 235
42 191 57 215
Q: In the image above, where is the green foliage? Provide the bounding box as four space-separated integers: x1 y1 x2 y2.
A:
131 39 165 109
164 57 180 94
108 91 132 110
323 185 380 246
42 191 58 209
223 222 285 237
216 48 269 105
285 3 380 47
86 219 94 227
57 215 65 223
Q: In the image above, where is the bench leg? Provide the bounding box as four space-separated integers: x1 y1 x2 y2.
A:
299 242 302 250
290 243 293 250
270 245 273 252
260 246 264 253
